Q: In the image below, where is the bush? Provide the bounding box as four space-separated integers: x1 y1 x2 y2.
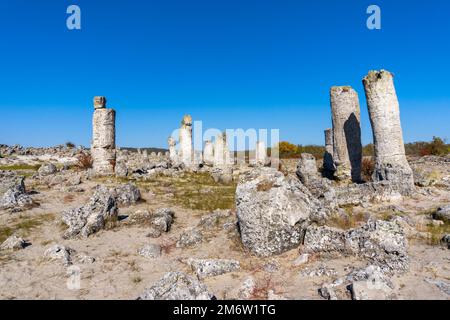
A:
405 137 449 156
277 141 325 159
65 142 76 149
76 152 93 169
361 157 375 182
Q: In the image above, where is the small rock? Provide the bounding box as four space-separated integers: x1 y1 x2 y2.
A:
0 235 27 251
38 163 57 176
433 205 450 223
425 278 450 296
151 208 174 232
112 183 141 206
77 254 96 264
293 254 310 266
187 258 240 279
43 245 73 266
138 244 162 259
138 272 215 300
442 234 450 249
176 229 203 248
267 290 287 300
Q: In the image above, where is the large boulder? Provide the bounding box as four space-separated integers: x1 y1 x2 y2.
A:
38 163 57 176
434 205 450 223
236 167 324 257
304 220 409 273
111 183 141 206
138 272 215 300
296 153 319 184
61 185 118 238
0 171 32 211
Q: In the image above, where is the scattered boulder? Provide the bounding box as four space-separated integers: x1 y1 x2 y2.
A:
112 183 141 206
138 244 162 259
43 245 73 266
138 272 215 300
425 278 450 296
177 229 203 248
304 220 409 273
433 205 450 222
151 208 174 232
0 235 27 251
61 185 119 238
348 265 395 300
211 167 233 184
115 162 128 178
0 171 33 211
77 254 96 264
236 167 324 257
38 163 57 176
292 253 310 266
187 258 240 279
296 153 319 184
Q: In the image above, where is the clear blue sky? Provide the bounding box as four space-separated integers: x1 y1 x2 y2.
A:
0 0 449 149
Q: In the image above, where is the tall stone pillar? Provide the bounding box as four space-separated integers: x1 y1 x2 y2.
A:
179 115 193 167
214 132 227 167
203 140 214 166
323 128 335 175
168 137 177 162
363 70 414 191
255 141 267 165
91 96 116 175
330 86 362 182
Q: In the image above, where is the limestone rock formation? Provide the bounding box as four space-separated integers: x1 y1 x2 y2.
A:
236 167 324 257
111 183 141 206
323 128 336 177
363 70 414 193
296 153 319 184
179 115 193 167
255 141 268 166
304 219 409 273
168 137 178 162
203 140 214 166
138 272 215 300
0 171 33 211
186 258 240 279
61 185 119 238
330 86 362 182
38 163 57 176
0 235 27 251
91 97 116 175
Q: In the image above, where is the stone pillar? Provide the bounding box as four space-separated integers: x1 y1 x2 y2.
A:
330 86 362 182
213 132 227 167
168 137 177 162
323 128 335 175
179 115 193 167
255 141 267 165
363 70 414 190
91 96 116 175
203 140 214 166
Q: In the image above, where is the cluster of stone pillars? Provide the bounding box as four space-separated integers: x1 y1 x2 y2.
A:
91 97 116 176
326 70 413 191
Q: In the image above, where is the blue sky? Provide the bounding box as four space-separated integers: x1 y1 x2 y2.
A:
0 0 449 149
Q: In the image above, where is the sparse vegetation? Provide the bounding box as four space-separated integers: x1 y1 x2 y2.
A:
0 164 40 171
405 136 450 156
0 213 55 243
328 206 367 230
138 172 237 211
65 142 76 149
361 157 375 182
76 152 93 170
276 141 325 159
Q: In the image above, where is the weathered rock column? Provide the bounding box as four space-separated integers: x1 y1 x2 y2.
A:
330 86 362 182
91 96 116 175
255 141 267 165
323 128 335 176
363 70 414 191
168 137 177 162
213 133 226 167
203 140 214 166
178 115 193 167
